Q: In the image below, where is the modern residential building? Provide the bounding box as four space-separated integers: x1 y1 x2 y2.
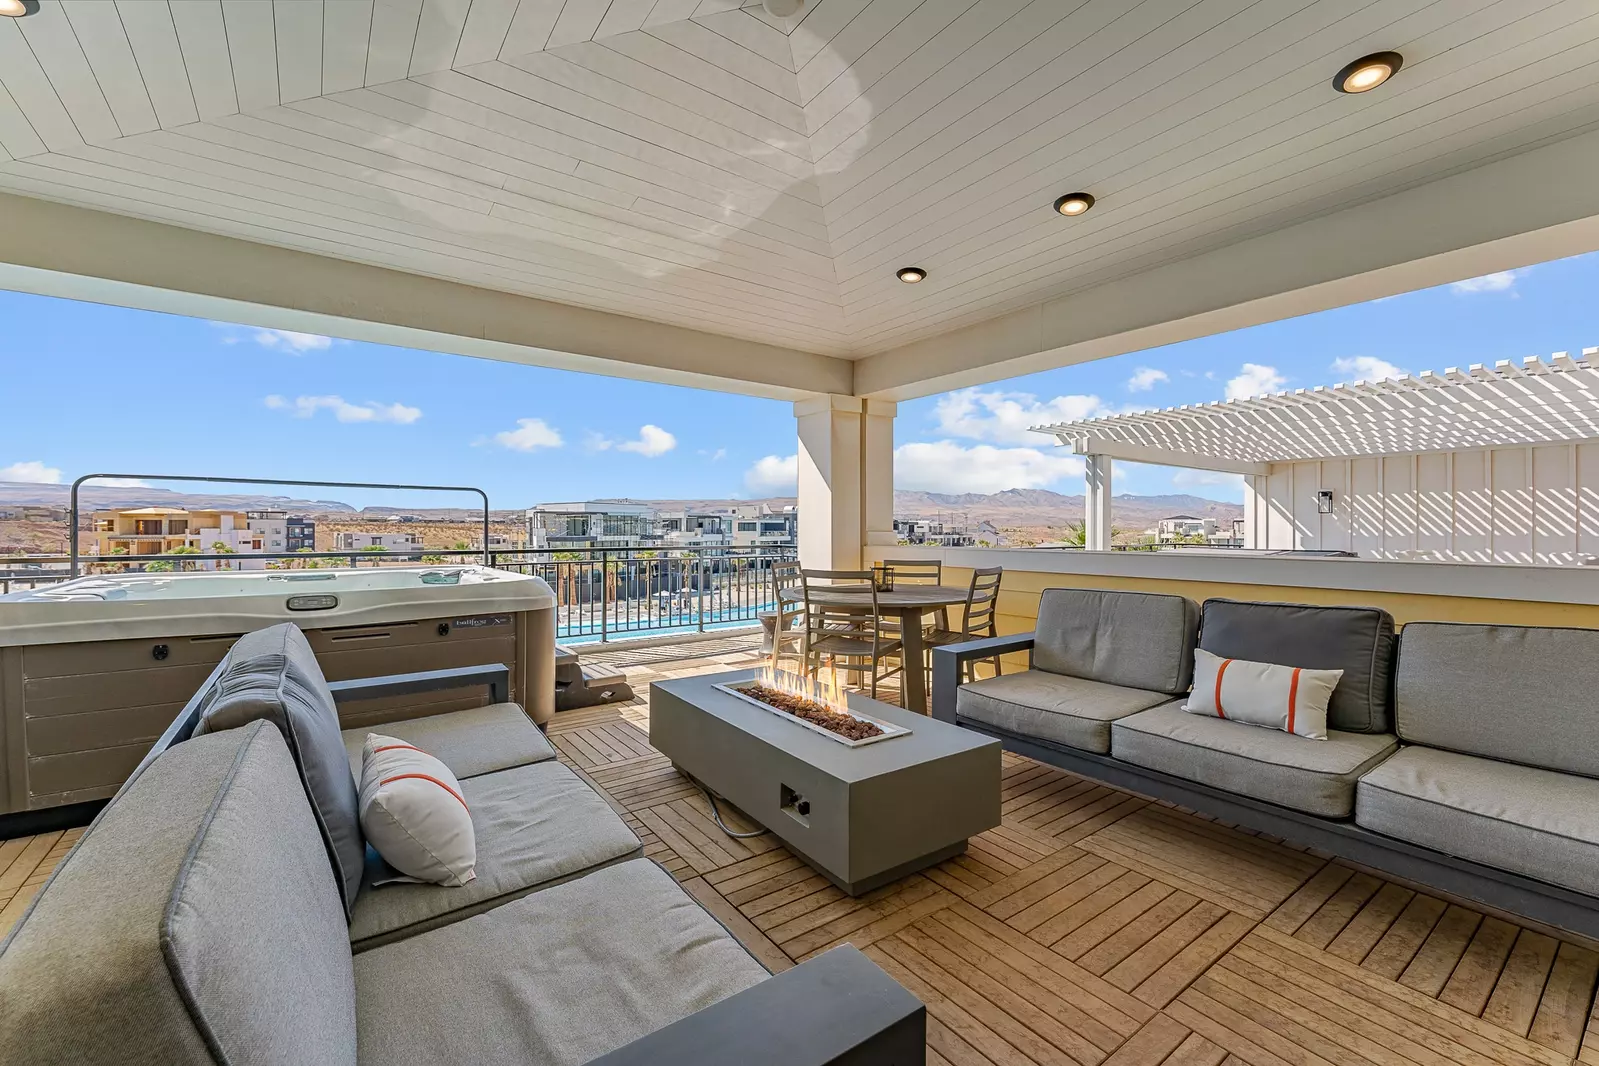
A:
330 531 424 558
92 507 281 568
285 516 316 553
654 510 731 548
1155 515 1217 542
526 502 658 550
728 506 798 549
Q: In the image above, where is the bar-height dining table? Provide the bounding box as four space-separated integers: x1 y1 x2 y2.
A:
778 584 971 715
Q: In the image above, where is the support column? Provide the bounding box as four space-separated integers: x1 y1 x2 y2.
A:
795 395 896 571
1085 454 1113 551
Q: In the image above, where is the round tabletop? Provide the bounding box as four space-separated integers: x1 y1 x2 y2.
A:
778 584 968 609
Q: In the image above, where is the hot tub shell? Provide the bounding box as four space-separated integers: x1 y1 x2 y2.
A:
0 567 555 817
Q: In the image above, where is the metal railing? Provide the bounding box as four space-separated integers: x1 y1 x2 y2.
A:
0 545 799 643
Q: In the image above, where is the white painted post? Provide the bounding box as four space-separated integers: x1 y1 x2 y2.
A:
795 395 895 571
1085 454 1113 551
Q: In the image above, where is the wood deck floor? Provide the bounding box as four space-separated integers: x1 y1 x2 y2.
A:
7 632 1599 1065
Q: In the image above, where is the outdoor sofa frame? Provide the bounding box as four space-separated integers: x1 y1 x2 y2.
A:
932 634 1599 943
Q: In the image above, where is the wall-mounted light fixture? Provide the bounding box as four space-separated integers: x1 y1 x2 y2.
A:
1316 490 1335 514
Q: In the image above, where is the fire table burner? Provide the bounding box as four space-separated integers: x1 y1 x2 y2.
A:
651 668 1001 896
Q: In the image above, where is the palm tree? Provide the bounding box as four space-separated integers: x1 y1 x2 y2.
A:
169 545 203 572
210 541 237 571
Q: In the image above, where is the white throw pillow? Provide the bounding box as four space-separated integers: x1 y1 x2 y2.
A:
1184 648 1343 740
358 734 477 886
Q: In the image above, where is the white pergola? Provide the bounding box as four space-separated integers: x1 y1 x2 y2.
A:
1036 350 1599 552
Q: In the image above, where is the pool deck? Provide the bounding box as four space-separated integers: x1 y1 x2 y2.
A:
8 632 1599 1065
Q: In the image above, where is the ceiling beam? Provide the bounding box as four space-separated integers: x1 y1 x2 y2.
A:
0 192 852 402
853 127 1599 401
1062 436 1270 476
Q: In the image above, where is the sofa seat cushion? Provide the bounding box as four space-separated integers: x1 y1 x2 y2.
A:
1357 747 1599 897
342 703 555 780
353 858 768 1066
348 760 641 950
1112 706 1398 817
957 670 1172 753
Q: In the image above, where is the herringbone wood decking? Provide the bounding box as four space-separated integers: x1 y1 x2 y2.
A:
7 633 1599 1066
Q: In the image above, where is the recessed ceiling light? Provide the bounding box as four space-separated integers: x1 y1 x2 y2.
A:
0 0 39 17
1334 51 1403 94
896 266 926 284
1053 192 1095 216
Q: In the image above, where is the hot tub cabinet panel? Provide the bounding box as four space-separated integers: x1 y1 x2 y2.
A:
0 568 555 817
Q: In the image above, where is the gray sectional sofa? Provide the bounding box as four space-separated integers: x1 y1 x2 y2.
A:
1 624 924 1065
933 589 1599 939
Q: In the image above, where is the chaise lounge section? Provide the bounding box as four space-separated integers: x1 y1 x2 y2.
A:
934 589 1599 940
1 623 924 1064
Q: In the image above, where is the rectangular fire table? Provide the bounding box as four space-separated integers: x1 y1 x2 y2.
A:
650 669 1001 896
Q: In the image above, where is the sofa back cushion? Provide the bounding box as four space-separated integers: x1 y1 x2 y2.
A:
1396 622 1599 777
0 721 357 1065
1198 599 1396 734
192 623 364 915
1034 588 1199 694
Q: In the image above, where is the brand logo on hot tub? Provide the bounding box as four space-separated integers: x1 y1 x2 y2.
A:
453 615 511 628
287 594 340 611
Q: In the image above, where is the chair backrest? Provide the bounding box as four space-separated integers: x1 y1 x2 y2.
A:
1396 621 1599 776
878 559 941 586
770 560 801 588
800 568 883 643
961 567 1003 638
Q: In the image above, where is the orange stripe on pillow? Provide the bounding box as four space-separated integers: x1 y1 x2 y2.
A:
374 743 427 756
1287 667 1302 735
379 772 469 812
1213 658 1233 719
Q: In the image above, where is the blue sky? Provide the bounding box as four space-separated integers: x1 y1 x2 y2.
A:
3 249 1597 510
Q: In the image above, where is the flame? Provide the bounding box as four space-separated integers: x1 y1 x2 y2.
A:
756 662 850 713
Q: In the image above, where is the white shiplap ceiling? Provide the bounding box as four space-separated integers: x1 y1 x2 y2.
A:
3 0 1599 358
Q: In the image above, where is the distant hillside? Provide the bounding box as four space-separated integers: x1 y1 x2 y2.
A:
0 481 355 513
1 482 1240 536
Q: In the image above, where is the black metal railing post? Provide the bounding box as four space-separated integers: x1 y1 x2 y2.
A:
600 548 609 644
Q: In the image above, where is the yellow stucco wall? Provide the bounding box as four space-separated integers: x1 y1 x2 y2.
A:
876 558 1599 671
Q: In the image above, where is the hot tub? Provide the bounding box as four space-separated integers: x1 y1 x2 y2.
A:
0 567 556 818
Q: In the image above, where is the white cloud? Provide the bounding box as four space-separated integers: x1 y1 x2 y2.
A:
253 328 334 352
1127 367 1169 393
932 387 1109 445
1225 363 1286 401
588 424 677 457
490 418 564 452
1451 270 1521 295
744 454 798 495
1331 355 1405 383
265 394 422 424
699 448 728 462
894 441 1083 493
0 460 62 484
96 477 149 487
